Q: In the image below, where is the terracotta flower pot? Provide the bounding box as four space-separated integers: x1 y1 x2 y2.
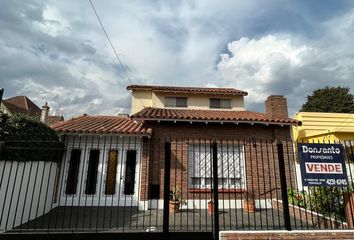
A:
208 201 214 214
169 200 180 213
243 200 256 213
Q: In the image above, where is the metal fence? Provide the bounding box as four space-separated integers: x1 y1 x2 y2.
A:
0 137 353 236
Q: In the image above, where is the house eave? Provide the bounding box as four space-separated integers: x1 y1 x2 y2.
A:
132 118 296 126
57 132 151 138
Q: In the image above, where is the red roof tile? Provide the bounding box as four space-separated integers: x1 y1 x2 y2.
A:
50 115 152 136
132 107 300 125
3 96 41 119
127 85 248 96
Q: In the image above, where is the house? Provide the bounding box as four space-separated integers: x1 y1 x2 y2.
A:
50 85 300 210
128 85 300 208
292 111 354 185
40 102 64 125
0 96 64 125
292 112 354 142
1 96 41 120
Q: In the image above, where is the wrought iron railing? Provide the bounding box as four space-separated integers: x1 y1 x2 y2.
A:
0 137 353 234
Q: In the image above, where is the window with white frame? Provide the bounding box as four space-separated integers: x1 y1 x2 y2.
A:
165 96 187 108
188 144 245 189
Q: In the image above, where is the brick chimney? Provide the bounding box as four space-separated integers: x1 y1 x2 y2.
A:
265 95 288 119
40 102 50 124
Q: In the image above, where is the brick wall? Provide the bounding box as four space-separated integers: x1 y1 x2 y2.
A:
139 121 296 202
220 230 354 240
344 193 354 228
265 95 289 119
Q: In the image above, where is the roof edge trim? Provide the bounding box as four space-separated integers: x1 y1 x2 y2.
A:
131 117 299 126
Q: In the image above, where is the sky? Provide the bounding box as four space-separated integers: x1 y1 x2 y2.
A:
1 0 354 118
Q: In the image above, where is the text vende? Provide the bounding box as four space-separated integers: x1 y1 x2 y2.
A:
305 162 343 174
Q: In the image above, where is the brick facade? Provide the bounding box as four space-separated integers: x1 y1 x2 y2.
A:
139 121 296 202
344 193 354 228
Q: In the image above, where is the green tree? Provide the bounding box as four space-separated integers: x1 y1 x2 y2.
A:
300 86 354 113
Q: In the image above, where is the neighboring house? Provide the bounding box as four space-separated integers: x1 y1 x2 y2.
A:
0 96 64 125
46 115 65 126
292 112 354 185
128 85 300 208
50 114 151 207
292 112 354 142
40 102 64 126
1 96 41 120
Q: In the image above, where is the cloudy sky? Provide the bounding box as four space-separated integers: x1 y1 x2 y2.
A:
1 0 354 118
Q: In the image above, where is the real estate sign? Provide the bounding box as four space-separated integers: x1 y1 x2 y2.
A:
299 143 348 187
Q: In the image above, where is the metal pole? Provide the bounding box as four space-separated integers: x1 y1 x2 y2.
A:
212 141 219 240
0 88 4 106
163 140 171 240
277 140 291 231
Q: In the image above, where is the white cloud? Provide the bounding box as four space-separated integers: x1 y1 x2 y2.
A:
33 5 70 37
217 10 354 115
218 35 313 104
1 0 354 118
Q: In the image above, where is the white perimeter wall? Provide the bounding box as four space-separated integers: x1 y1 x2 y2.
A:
0 161 59 230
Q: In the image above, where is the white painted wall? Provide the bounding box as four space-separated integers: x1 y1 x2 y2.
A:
131 90 153 115
57 135 142 207
0 161 59 230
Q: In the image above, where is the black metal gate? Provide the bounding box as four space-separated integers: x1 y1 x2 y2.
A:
0 137 353 240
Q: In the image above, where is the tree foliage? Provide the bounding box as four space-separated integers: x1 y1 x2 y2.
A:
0 111 64 162
0 111 59 141
300 86 354 113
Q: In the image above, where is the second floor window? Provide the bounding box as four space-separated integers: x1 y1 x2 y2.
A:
210 98 231 109
165 97 187 108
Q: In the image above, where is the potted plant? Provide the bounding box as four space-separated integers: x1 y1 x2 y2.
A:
208 199 214 214
243 191 255 213
169 185 184 213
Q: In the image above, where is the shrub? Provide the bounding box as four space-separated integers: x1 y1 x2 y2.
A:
288 187 346 221
308 187 345 221
0 111 64 162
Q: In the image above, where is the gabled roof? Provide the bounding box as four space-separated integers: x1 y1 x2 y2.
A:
132 107 300 126
127 85 248 96
2 96 41 118
51 114 152 136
